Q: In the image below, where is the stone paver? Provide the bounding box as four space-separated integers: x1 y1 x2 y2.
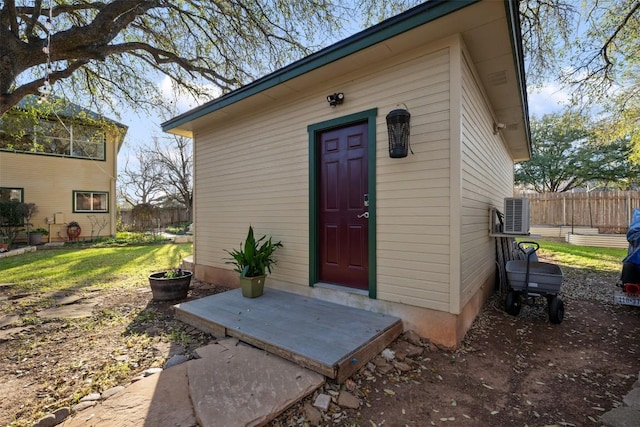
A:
0 314 21 329
623 387 640 409
60 338 324 427
32 414 56 427
312 394 331 411
601 372 640 427
600 407 640 427
61 362 196 427
337 391 360 409
54 294 84 306
0 326 33 341
188 338 325 427
165 354 189 368
37 302 99 319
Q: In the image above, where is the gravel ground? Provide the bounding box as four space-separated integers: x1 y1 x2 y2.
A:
554 257 621 303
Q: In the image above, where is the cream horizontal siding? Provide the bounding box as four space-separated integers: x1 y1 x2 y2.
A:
459 50 514 309
193 99 311 286
375 47 451 311
376 284 449 311
192 41 453 310
0 146 117 240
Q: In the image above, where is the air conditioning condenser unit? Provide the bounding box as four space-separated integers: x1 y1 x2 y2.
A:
504 197 530 235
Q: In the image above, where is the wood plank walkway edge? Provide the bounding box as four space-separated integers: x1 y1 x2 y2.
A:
174 288 403 382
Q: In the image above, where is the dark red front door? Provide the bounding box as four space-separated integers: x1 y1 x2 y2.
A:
318 122 368 290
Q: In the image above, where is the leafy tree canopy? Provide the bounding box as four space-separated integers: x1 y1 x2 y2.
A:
521 0 640 152
515 112 639 192
3 0 637 160
0 0 417 117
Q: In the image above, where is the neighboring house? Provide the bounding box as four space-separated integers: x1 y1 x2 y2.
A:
0 96 127 242
162 0 531 347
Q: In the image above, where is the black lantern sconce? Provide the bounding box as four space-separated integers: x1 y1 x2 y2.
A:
386 108 411 158
326 92 344 107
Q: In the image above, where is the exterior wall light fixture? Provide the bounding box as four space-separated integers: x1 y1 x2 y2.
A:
493 122 506 134
386 108 411 158
326 92 344 107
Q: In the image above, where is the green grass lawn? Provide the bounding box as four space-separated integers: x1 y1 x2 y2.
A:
0 243 193 293
1 240 624 291
532 239 626 272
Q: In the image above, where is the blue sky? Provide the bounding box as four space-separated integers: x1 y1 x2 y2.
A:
114 3 574 167
528 84 570 118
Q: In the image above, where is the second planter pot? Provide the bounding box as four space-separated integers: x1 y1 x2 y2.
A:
148 271 193 301
239 275 266 298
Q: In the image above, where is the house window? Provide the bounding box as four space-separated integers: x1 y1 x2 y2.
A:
74 191 108 212
69 124 105 159
0 120 106 160
0 187 24 202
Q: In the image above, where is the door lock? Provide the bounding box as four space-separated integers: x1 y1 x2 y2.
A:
357 212 369 219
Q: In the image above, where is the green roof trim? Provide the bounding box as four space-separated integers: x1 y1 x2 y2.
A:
504 0 532 156
162 0 485 132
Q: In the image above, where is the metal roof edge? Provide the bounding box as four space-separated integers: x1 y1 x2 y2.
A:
504 0 532 159
161 0 482 133
15 95 128 152
16 95 128 130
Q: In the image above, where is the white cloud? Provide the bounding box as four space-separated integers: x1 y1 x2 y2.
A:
527 83 571 118
158 75 221 114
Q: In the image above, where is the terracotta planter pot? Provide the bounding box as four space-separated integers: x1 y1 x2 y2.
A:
148 271 193 301
239 275 266 298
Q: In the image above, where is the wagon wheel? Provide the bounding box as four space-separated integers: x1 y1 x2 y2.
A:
505 291 521 316
548 296 565 324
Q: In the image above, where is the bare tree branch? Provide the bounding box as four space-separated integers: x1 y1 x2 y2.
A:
0 0 369 117
117 150 165 206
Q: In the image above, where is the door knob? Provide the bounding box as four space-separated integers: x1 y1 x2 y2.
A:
357 212 369 219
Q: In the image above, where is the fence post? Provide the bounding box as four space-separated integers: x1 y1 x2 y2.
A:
628 192 632 226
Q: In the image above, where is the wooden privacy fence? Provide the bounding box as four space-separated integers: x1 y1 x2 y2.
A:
518 191 640 233
119 206 190 231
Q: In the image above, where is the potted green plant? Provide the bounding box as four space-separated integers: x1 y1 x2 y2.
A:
27 227 49 245
148 267 193 301
225 226 283 298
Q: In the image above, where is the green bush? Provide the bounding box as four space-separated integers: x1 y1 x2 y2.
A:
0 200 26 247
28 227 49 235
165 222 191 235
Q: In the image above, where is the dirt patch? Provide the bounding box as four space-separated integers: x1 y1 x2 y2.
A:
0 279 226 426
1 263 639 426
268 296 639 426
270 261 640 426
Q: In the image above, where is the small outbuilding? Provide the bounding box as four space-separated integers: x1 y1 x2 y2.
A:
163 0 531 347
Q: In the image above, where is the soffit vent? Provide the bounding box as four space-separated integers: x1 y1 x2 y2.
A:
488 70 508 86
